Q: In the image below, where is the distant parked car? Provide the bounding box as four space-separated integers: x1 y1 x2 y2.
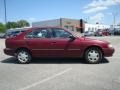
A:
108 29 114 35
102 29 109 36
0 33 5 38
114 29 120 35
108 28 120 36
4 27 115 64
84 31 94 36
94 29 102 36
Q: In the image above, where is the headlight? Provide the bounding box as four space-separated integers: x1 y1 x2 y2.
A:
108 44 113 48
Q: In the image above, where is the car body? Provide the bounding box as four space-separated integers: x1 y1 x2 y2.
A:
4 27 115 64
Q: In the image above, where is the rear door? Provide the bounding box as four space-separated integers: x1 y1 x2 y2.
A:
25 28 55 57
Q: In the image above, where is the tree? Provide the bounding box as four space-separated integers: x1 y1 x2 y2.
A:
5 20 30 30
0 23 6 32
17 20 30 28
6 22 18 29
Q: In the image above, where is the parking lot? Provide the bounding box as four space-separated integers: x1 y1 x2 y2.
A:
0 36 120 90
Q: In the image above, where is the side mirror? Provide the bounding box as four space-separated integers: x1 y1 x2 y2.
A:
69 35 76 41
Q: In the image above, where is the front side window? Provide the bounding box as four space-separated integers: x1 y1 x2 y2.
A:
26 28 48 38
52 28 72 38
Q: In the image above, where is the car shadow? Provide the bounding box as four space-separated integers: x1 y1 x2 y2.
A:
1 57 109 64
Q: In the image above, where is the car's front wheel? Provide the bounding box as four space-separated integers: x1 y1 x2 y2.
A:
17 49 32 64
85 47 103 64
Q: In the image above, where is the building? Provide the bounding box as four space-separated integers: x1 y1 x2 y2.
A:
32 18 110 33
85 24 110 32
32 18 85 33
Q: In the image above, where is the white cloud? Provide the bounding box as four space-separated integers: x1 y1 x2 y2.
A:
83 0 120 14
90 13 104 23
83 6 107 14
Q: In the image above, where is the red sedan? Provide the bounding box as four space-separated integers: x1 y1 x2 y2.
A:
4 27 115 64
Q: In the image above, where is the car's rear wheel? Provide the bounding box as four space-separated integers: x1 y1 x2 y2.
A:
17 49 32 64
85 47 103 64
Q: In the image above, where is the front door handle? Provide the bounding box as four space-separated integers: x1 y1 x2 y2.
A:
51 42 56 45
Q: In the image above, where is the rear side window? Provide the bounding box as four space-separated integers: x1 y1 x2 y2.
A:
26 28 48 38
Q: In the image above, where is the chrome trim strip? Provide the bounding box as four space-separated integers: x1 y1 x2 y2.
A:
32 49 80 51
32 49 64 50
68 49 80 50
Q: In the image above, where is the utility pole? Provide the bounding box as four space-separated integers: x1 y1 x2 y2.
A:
4 0 7 24
112 12 117 31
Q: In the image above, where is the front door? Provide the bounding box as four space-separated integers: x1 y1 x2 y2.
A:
49 28 82 57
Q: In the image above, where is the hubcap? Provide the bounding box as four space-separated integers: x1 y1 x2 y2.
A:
87 50 100 62
18 51 29 63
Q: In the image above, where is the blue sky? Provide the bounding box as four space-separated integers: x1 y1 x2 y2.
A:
0 0 120 25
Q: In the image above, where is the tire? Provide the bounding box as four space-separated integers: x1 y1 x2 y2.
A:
85 47 103 64
16 49 32 64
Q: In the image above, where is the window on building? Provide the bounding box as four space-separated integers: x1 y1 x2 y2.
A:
64 26 74 31
92 28 94 31
88 27 91 31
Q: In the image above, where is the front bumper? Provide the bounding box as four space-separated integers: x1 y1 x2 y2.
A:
4 48 15 56
103 47 115 57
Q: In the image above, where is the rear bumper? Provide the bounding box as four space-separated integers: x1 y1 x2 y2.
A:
4 48 15 56
103 47 115 57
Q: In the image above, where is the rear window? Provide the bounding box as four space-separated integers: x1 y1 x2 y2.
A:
6 29 26 38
